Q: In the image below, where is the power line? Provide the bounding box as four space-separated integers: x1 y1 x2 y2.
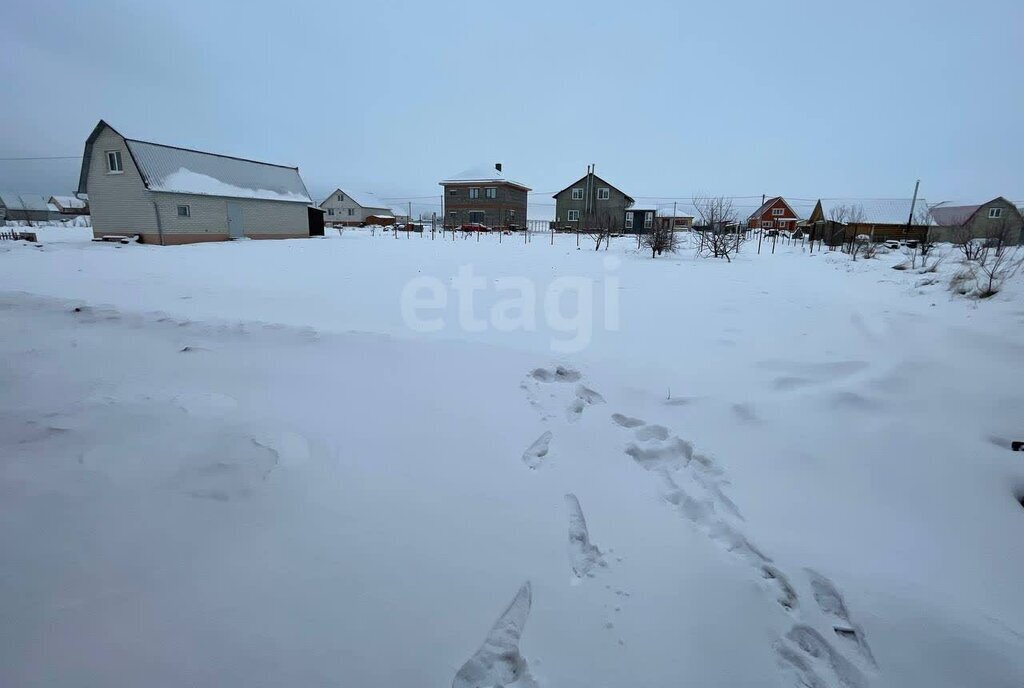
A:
0 155 82 161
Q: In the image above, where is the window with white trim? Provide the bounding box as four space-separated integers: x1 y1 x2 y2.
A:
762 220 772 228
597 188 610 200
105 150 123 173
625 211 634 230
571 188 583 200
347 208 354 216
327 208 335 216
567 209 580 221
337 193 344 201
485 187 497 199
772 207 784 216
469 187 480 199
644 212 653 229
988 207 1003 219
177 204 190 217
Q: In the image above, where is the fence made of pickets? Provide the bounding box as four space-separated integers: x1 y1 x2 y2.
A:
0 229 37 242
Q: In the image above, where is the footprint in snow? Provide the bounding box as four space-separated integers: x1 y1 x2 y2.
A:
565 493 607 581
521 431 552 470
452 582 538 688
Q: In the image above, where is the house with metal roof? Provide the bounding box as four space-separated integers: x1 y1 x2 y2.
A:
552 167 634 233
0 193 61 224
318 188 393 226
440 164 529 229
48 195 89 216
746 197 801 232
77 120 314 245
929 197 1023 245
804 197 930 243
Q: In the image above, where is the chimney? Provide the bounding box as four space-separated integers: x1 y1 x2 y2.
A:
495 163 502 173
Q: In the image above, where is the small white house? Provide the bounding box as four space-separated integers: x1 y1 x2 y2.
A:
77 120 314 245
49 195 89 215
319 189 393 226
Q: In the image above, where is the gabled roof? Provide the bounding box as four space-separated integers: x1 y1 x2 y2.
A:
320 188 390 211
656 207 694 218
810 198 930 225
0 193 54 212
78 120 311 203
440 165 530 191
747 196 800 221
929 197 1021 226
49 195 87 209
552 172 635 205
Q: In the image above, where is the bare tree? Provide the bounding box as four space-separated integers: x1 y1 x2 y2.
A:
692 194 742 261
974 245 1023 298
582 209 615 251
641 216 678 258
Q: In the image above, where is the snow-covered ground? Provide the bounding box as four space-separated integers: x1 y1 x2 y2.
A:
1 230 1022 687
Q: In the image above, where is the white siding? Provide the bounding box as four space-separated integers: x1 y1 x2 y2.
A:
154 193 308 237
319 191 390 224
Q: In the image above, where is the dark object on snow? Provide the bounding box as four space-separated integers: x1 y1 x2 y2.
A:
1012 441 1023 452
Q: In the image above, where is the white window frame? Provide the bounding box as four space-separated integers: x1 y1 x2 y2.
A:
988 207 1002 219
772 207 784 216
571 188 584 200
762 220 772 228
176 204 190 218
105 150 123 174
485 187 497 199
469 187 480 199
327 208 335 216
644 212 653 229
347 208 355 216
597 187 610 200
567 209 580 222
625 211 634 230
337 193 344 201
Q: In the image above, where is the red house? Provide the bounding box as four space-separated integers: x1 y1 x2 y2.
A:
747 197 800 231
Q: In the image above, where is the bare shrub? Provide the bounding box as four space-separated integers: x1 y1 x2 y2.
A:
692 194 742 261
641 221 678 258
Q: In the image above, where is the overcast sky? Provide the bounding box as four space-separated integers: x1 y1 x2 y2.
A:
2 0 1021 218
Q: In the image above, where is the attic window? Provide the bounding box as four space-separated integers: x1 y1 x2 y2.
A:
598 188 610 200
105 150 123 173
989 207 1002 219
571 188 584 200
177 204 190 217
772 207 784 216
338 193 344 201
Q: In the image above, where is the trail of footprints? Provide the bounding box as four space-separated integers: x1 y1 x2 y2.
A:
457 365 877 687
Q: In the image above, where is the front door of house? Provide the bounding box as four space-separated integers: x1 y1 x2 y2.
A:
227 202 244 239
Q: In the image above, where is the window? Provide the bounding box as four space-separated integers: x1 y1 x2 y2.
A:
625 211 634 230
485 187 497 199
105 150 123 173
571 188 584 200
347 208 354 216
762 220 772 228
448 189 458 196
176 204 190 217
988 207 1003 219
337 193 344 201
468 210 486 224
449 211 457 221
772 207 784 216
469 187 480 199
644 212 653 229
508 210 515 219
597 188 610 200
567 209 580 221
327 208 335 216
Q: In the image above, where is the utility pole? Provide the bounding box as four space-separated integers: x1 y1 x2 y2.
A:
904 179 920 238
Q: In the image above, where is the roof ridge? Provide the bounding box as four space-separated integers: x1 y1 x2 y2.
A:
124 137 299 170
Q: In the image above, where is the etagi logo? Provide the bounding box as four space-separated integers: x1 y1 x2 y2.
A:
401 257 621 353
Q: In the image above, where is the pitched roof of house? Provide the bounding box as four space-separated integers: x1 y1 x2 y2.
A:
49 195 87 209
656 207 694 218
320 188 390 211
0 193 54 211
552 173 635 205
812 198 929 225
440 165 530 191
929 198 1021 226
747 196 801 221
78 120 311 203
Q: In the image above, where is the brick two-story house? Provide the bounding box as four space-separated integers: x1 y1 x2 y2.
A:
440 164 529 229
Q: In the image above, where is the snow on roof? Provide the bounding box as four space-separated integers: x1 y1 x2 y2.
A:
656 207 694 218
815 198 929 225
327 188 390 211
440 165 530 191
0 193 54 211
126 139 311 204
50 195 87 209
746 196 802 221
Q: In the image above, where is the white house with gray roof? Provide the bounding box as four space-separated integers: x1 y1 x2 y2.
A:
77 120 313 245
318 188 393 226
